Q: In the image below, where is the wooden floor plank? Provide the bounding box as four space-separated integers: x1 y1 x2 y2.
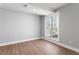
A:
0 39 79 55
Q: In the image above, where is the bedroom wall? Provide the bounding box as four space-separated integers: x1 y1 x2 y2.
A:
59 3 79 49
0 8 42 44
41 16 45 38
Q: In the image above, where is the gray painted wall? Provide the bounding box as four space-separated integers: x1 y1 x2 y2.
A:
41 16 45 37
0 9 41 44
59 4 79 49
41 4 79 49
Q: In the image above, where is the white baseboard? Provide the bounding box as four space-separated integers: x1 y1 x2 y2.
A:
0 37 40 46
1 36 79 53
43 37 79 53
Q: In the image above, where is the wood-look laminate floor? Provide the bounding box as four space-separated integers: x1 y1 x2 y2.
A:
0 39 79 55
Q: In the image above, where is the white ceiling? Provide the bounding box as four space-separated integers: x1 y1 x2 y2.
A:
0 3 68 15
29 3 68 11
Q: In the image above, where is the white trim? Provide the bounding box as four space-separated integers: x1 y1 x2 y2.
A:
0 37 40 46
43 37 79 53
1 36 79 53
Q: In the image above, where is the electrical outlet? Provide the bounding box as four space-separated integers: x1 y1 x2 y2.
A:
69 41 72 44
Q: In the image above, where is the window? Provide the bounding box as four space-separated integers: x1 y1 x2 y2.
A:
45 13 59 39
